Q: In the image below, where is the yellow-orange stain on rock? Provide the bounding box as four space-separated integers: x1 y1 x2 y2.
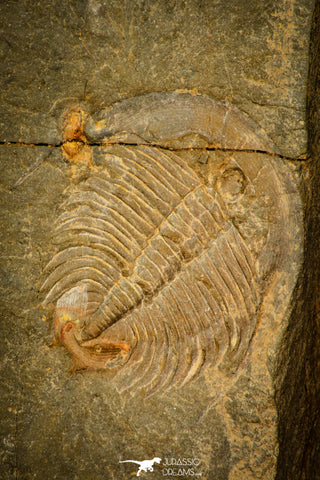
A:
63 107 86 143
62 106 93 169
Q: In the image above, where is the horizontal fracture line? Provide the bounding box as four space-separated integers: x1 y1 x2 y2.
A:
0 140 307 162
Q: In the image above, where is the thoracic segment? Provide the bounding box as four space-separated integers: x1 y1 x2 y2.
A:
42 144 260 393
83 182 231 341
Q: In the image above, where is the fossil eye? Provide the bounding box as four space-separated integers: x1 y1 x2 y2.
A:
215 168 246 201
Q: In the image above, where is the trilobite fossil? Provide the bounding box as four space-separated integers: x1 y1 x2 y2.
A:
42 92 298 395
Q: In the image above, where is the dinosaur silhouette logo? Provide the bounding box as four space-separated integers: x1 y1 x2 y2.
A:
119 457 162 476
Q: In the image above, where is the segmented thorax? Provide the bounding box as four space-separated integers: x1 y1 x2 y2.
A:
42 92 297 395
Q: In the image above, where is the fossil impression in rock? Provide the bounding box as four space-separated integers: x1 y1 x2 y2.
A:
42 92 298 395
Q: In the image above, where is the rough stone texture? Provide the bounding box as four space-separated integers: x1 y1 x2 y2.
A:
0 1 318 479
275 1 320 478
0 0 313 157
3 142 303 480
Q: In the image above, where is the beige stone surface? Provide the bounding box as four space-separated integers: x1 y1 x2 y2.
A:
0 1 317 479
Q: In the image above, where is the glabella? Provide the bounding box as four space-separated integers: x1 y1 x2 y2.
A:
163 458 200 466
